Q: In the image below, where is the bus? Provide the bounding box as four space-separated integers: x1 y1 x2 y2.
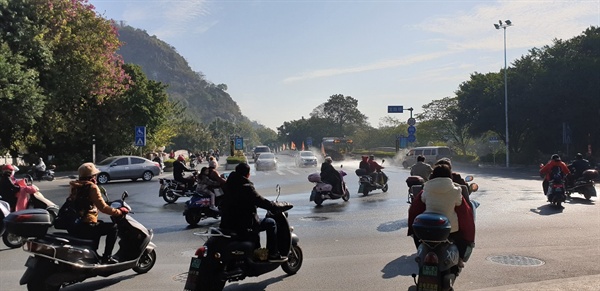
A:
321 137 353 161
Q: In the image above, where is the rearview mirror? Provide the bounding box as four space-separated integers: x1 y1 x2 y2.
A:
469 183 479 193
464 175 474 182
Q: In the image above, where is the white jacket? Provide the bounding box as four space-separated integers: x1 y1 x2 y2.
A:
421 177 463 232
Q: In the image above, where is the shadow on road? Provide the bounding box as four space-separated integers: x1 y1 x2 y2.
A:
530 204 565 215
61 273 137 290
381 254 418 279
223 274 287 290
377 218 408 232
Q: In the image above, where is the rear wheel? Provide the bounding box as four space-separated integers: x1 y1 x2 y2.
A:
133 249 156 274
97 173 109 184
583 185 595 200
402 161 409 169
281 245 303 275
314 194 323 206
363 186 369 196
142 171 154 181
185 212 201 226
3 232 25 248
163 189 179 203
196 263 226 291
26 258 59 291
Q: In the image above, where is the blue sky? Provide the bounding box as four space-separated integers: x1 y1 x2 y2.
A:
90 0 599 131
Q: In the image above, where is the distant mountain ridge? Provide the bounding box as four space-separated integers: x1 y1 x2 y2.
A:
115 24 248 125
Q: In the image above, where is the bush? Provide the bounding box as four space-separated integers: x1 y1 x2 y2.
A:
226 155 247 164
164 159 175 168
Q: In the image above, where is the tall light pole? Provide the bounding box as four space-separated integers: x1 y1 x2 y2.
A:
494 19 512 167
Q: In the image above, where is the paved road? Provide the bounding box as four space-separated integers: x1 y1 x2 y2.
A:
1 154 598 290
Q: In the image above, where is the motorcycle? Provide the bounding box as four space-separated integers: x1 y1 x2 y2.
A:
547 177 567 208
159 171 198 203
565 168 598 200
405 176 426 204
0 200 10 236
183 186 303 291
27 165 56 182
2 177 59 248
183 188 224 226
410 180 479 291
307 166 350 206
6 191 157 290
355 159 389 196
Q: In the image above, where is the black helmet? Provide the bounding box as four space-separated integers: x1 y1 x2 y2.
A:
369 155 375 159
551 154 561 161
576 153 583 159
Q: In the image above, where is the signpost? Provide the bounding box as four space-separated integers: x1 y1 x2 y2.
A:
135 126 146 147
235 137 244 150
388 105 416 147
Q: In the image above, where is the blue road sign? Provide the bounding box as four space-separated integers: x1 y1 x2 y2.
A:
407 134 416 143
399 136 408 149
388 105 404 113
407 125 416 135
235 137 244 150
306 137 313 147
135 126 146 146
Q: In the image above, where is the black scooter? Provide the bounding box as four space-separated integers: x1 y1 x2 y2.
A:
356 160 389 196
565 169 598 200
6 191 157 291
183 186 303 291
159 171 198 203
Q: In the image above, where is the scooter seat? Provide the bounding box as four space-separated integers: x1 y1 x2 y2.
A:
47 232 99 249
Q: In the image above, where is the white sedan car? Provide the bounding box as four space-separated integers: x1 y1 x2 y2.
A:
255 153 277 171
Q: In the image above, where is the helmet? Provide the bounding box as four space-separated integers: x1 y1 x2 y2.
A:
576 153 583 159
324 156 333 163
78 162 100 178
2 164 15 174
177 155 185 161
551 154 561 161
369 155 375 159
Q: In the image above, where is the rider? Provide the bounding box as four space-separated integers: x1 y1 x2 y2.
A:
407 164 475 268
433 158 466 186
320 156 343 195
173 155 196 191
359 155 370 173
367 155 387 186
0 164 20 211
540 154 570 195
196 167 220 212
219 162 288 262
568 153 591 180
67 162 127 264
410 155 433 181
34 157 46 181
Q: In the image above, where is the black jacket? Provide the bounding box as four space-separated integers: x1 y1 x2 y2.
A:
0 174 20 210
320 162 343 194
219 171 277 233
173 160 193 181
569 159 590 178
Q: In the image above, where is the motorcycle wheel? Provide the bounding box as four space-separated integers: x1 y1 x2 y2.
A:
314 194 323 206
382 183 389 192
26 258 59 291
3 232 25 248
342 189 350 201
163 189 179 203
185 212 202 226
281 245 303 275
362 186 369 196
133 249 157 274
46 175 55 181
583 185 595 200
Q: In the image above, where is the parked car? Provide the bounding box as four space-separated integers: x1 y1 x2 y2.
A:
255 153 277 171
295 151 318 167
94 156 161 184
252 146 271 162
402 146 453 169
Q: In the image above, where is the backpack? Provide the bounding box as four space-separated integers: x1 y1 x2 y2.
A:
53 185 92 230
549 166 563 183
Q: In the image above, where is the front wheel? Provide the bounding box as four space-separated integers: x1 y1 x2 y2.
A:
363 185 370 196
342 189 350 201
163 189 179 203
583 185 596 200
382 183 389 193
3 232 25 248
281 245 303 275
133 249 157 274
142 171 154 181
314 194 323 206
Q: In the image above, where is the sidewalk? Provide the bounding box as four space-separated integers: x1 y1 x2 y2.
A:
475 274 600 290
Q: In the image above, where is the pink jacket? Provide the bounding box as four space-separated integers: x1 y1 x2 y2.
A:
15 179 38 211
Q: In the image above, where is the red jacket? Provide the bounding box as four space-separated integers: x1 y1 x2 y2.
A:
368 160 384 172
407 191 475 243
540 160 570 181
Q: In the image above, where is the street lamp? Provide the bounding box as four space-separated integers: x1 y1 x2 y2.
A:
494 19 512 167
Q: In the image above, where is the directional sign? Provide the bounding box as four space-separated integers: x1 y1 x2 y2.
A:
234 137 244 150
387 105 404 113
135 126 146 147
407 134 416 143
407 125 416 135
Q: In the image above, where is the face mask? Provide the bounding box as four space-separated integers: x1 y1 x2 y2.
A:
90 177 97 184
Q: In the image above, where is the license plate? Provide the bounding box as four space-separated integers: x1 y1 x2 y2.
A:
183 257 202 291
422 265 437 276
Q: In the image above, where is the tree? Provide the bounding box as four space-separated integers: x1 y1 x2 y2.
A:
417 97 472 155
311 94 367 136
